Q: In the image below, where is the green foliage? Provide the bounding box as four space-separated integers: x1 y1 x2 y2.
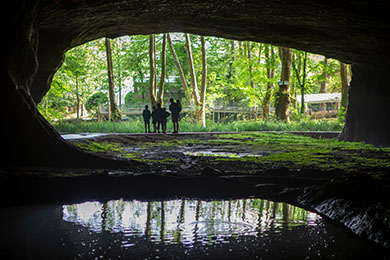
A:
42 33 347 125
53 118 343 134
337 106 347 123
85 92 109 116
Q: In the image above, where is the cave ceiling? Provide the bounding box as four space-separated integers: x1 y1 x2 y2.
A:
37 0 390 67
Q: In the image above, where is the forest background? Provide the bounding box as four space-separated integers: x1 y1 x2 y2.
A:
38 33 350 133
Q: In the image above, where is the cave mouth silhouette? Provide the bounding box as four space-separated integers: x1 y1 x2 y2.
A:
3 2 390 251
4 0 390 168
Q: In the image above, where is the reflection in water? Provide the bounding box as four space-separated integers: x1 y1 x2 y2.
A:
2 198 386 259
63 199 319 247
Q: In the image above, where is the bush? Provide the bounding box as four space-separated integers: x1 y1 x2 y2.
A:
85 92 109 117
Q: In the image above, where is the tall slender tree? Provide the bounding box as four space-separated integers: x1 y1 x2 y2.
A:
184 33 200 107
247 41 255 91
105 37 121 121
340 61 349 111
199 36 207 127
262 44 275 119
167 34 189 99
184 34 207 127
157 34 167 105
148 34 157 107
275 47 292 122
320 57 328 93
292 51 308 114
319 56 328 110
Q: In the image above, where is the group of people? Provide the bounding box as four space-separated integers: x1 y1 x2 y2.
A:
142 98 182 134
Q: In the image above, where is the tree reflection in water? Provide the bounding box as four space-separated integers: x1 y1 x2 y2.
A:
62 198 320 246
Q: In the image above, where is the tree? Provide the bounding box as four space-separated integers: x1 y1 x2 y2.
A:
167 34 190 99
246 41 255 91
85 92 109 117
340 61 348 111
184 34 207 127
262 44 275 119
319 56 328 111
275 47 292 122
292 50 308 114
105 37 121 121
199 36 207 127
184 33 200 108
148 34 157 107
320 57 328 93
157 34 167 105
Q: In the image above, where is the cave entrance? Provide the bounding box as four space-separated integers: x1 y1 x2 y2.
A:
37 33 389 188
39 33 355 179
3 2 390 256
40 34 348 130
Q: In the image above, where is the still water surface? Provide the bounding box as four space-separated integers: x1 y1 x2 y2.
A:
1 198 387 259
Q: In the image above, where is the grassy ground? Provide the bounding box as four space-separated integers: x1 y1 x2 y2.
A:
70 132 390 181
54 118 343 133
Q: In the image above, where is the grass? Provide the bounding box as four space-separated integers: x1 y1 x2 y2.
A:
54 118 343 134
212 132 390 176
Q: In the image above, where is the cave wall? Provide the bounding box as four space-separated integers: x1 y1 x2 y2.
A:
3 0 390 167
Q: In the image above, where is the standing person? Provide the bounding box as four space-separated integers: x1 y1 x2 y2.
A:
142 105 151 133
151 106 157 133
162 107 170 134
169 98 181 133
155 103 164 133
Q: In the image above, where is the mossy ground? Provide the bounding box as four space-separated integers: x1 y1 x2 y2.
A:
71 132 390 181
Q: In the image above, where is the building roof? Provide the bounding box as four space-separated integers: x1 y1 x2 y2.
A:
296 93 341 104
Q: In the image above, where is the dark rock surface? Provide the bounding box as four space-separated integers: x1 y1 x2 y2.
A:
296 179 390 249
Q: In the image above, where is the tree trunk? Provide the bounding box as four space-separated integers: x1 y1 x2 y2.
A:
340 61 349 110
339 66 390 146
199 36 207 127
320 57 328 110
105 37 121 121
167 34 190 99
300 51 307 114
275 47 292 122
320 57 328 93
184 33 200 107
247 41 255 90
262 45 275 119
292 51 307 114
148 34 157 107
75 76 80 119
157 33 167 105
258 43 263 64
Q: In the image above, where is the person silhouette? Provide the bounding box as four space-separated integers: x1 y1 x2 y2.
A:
162 107 170 133
142 105 151 133
151 105 157 133
155 103 170 133
169 98 181 133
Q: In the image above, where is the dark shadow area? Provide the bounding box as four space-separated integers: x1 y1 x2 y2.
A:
1 197 388 259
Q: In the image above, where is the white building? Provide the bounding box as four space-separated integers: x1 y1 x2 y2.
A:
297 93 341 112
